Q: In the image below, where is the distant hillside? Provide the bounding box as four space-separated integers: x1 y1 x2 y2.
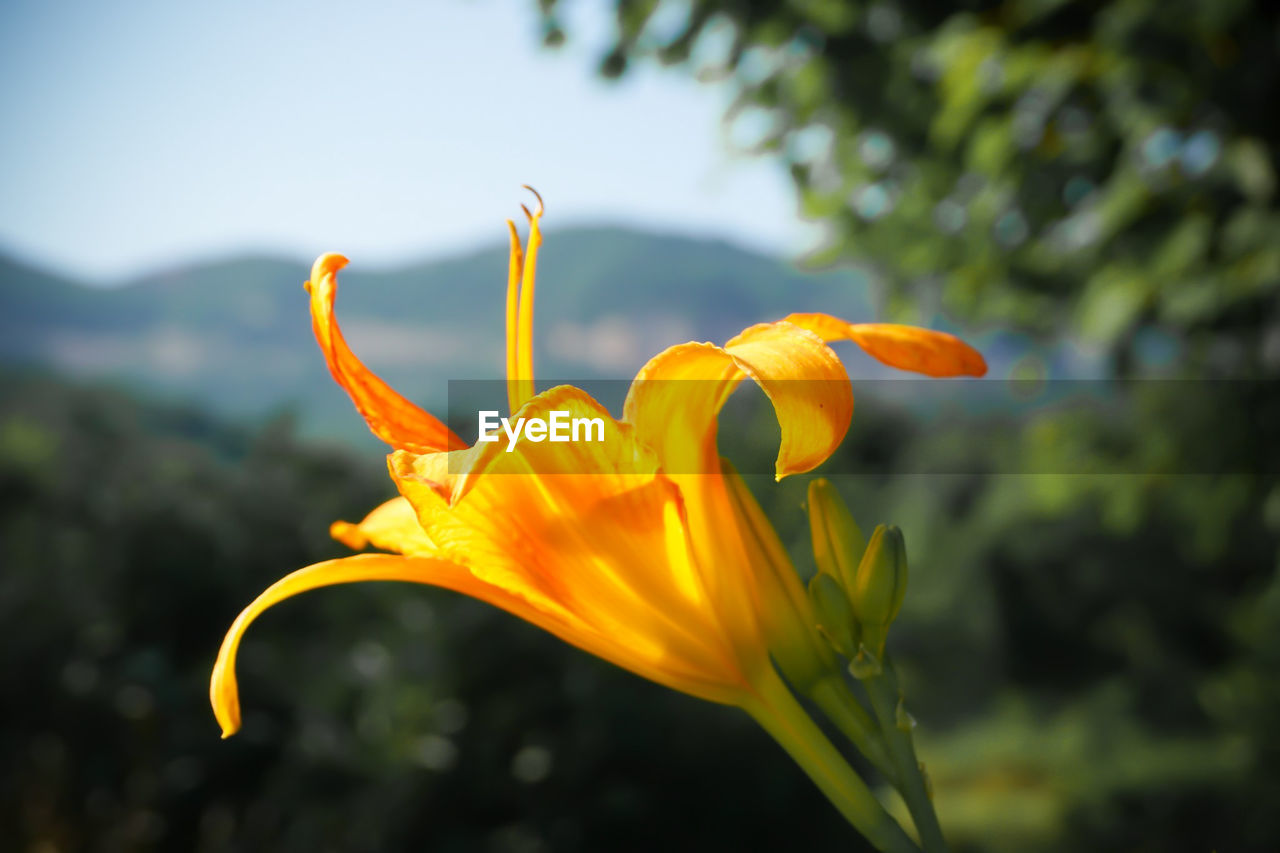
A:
0 227 874 446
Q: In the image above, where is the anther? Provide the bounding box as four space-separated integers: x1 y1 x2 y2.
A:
521 184 545 216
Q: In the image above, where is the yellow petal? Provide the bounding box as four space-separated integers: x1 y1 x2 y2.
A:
307 253 464 453
388 385 756 704
330 496 436 555
623 321 854 481
210 553 579 738
617 322 854 666
784 313 988 377
511 200 543 410
217 550 718 738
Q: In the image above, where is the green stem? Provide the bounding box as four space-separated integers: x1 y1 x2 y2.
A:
807 674 897 783
746 668 921 853
863 662 948 853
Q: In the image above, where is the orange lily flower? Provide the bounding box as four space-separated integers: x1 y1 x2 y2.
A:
210 191 984 848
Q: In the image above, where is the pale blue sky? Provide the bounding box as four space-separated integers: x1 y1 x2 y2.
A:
0 0 812 282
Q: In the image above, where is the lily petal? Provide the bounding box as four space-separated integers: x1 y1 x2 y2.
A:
387 385 756 703
614 322 853 674
307 253 464 453
783 313 988 377
211 553 580 738
623 321 854 481
213 549 741 740
330 496 436 555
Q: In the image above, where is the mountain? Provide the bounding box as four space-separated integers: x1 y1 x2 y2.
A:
0 227 874 447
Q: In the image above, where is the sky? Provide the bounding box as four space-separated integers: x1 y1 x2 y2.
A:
0 0 813 283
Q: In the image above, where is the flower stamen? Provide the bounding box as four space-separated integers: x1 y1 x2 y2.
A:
511 187 544 410
504 220 525 414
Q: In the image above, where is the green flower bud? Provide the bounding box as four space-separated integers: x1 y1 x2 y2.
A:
851 524 909 658
807 478 866 592
807 572 859 658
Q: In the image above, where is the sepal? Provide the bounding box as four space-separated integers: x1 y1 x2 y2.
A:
847 643 883 679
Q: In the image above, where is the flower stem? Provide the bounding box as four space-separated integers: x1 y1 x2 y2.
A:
863 661 948 853
807 674 897 783
747 669 921 853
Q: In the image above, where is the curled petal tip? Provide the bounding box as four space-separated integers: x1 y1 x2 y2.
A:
946 339 987 377
210 673 242 739
783 314 988 378
305 249 463 453
330 519 368 550
323 251 351 264
308 252 350 289
773 459 810 482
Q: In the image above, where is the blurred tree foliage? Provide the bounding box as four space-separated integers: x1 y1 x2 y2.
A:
730 379 1278 850
540 0 1280 373
534 6 1280 846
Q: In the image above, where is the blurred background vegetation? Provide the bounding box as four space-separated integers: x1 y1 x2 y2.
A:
3 0 1278 850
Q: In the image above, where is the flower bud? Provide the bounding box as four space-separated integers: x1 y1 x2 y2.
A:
807 572 859 658
851 524 908 658
807 479 866 592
